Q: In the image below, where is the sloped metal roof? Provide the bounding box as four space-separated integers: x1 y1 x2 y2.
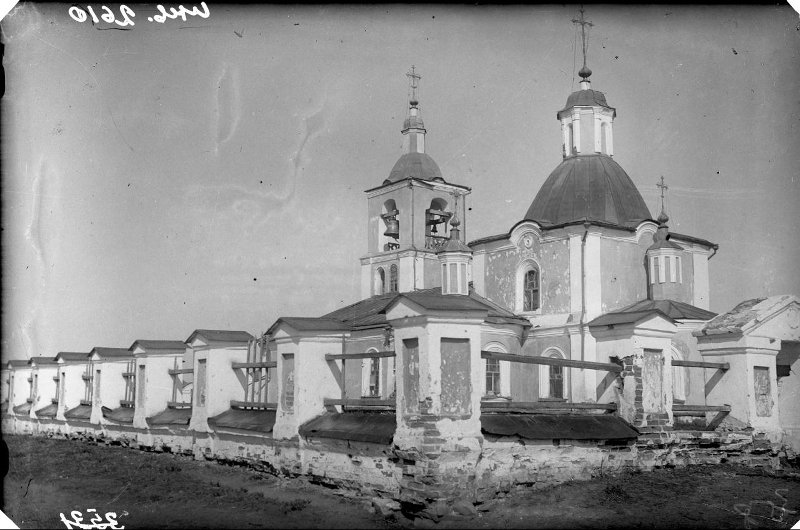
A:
385 152 444 184
35 403 58 418
318 287 530 331
8 360 30 368
299 412 396 444
588 309 673 328
13 402 31 415
90 347 132 359
525 154 652 228
207 408 276 434
56 352 90 362
30 356 59 366
147 407 192 426
696 295 799 337
130 340 187 352
102 406 135 424
185 329 254 344
559 88 615 114
64 404 92 420
481 413 638 441
617 299 716 321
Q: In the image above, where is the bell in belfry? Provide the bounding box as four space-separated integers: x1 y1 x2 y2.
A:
384 217 400 239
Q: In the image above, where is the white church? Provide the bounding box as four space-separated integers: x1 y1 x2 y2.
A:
3 12 799 519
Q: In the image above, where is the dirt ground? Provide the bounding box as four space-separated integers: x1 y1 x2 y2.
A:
3 434 800 529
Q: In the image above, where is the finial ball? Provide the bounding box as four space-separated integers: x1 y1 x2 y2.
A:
579 65 592 79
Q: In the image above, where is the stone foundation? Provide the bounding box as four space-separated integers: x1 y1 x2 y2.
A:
9 417 797 521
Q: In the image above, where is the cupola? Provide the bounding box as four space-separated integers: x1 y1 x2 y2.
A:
646 178 685 301
438 198 472 296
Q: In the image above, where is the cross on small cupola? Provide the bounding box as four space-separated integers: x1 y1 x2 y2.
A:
656 175 670 224
572 6 594 88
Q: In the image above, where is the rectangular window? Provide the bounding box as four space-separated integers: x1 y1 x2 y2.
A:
460 263 467 293
658 256 666 283
485 358 501 396
449 262 458 293
677 256 683 283
197 359 207 406
83 364 93 403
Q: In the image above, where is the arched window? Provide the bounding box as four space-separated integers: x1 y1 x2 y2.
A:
389 264 398 293
671 347 687 403
539 348 567 400
523 269 540 312
567 123 575 155
483 342 511 398
362 348 380 398
375 267 386 296
381 199 399 251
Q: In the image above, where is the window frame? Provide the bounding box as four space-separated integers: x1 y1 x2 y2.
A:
538 348 568 401
516 260 542 314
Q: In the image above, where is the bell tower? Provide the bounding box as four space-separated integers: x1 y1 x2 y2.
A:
360 67 471 298
557 8 615 158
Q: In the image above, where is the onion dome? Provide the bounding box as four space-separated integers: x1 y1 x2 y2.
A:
437 215 471 253
649 209 683 250
525 154 652 228
385 152 444 184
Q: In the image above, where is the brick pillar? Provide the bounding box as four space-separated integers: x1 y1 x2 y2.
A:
618 352 672 433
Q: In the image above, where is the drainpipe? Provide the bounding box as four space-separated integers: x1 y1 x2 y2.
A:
410 181 415 291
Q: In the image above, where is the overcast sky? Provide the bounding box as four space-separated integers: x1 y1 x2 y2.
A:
2 4 798 361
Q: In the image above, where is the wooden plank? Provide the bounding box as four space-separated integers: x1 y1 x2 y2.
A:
707 409 731 431
672 360 729 370
481 351 623 373
229 400 277 410
481 401 617 411
231 361 277 369
325 351 396 361
324 398 396 408
168 368 194 375
673 404 731 413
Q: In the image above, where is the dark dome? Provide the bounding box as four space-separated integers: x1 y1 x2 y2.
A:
385 152 444 184
525 154 652 228
559 89 615 114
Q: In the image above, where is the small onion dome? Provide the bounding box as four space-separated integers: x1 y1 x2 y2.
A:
579 65 592 79
649 212 683 251
437 218 471 254
410 98 419 107
385 152 444 184
525 154 652 228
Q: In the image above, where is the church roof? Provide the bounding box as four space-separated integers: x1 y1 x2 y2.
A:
385 152 444 184
55 352 89 362
559 88 616 115
588 299 716 327
316 287 530 332
29 356 59 366
90 347 133 359
185 329 254 344
524 154 652 228
695 295 799 337
129 340 187 352
616 299 717 321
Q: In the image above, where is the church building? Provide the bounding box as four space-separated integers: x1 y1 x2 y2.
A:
3 11 798 520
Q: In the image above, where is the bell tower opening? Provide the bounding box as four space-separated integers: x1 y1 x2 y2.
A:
381 199 400 251
426 198 451 250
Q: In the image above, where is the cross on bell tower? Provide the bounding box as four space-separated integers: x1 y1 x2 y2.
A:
572 6 594 86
